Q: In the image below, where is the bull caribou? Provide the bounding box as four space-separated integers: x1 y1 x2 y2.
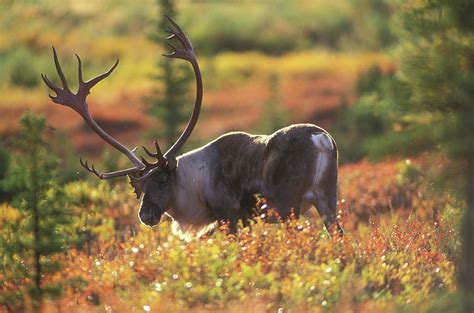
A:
42 16 343 236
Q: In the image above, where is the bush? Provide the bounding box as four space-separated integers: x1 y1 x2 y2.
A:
0 112 80 311
331 65 410 163
0 139 9 201
7 48 40 89
0 139 8 180
182 1 389 55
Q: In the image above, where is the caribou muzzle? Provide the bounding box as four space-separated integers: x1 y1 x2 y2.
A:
139 204 163 227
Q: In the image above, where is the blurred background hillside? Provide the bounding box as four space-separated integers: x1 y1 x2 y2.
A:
0 0 394 159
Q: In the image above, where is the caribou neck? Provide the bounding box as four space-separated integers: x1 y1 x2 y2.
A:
166 146 216 227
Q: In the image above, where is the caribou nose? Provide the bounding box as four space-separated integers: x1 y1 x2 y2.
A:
139 211 160 226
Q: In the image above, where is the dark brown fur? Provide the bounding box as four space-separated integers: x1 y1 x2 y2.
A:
208 124 341 233
138 123 342 236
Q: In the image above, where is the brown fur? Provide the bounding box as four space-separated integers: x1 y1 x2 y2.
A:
139 123 342 236
207 124 341 233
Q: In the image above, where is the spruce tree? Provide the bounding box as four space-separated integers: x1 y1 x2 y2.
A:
394 1 474 302
259 72 288 133
0 112 74 311
331 62 415 163
146 0 191 146
0 139 9 200
334 2 474 303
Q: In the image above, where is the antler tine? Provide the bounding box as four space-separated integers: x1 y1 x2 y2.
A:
163 17 193 52
52 46 69 89
44 48 148 181
75 54 84 84
165 41 177 51
154 140 163 156
80 157 102 179
142 145 157 158
165 33 191 54
80 156 148 180
164 15 184 34
41 73 60 96
161 16 195 61
83 59 119 90
164 32 176 41
140 157 153 167
162 52 175 58
142 140 165 159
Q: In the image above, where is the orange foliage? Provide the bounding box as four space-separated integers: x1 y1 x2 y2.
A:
0 156 461 312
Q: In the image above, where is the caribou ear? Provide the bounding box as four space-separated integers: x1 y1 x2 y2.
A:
166 156 177 171
129 175 146 199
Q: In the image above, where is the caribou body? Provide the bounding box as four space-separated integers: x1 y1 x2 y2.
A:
150 125 341 235
43 16 343 236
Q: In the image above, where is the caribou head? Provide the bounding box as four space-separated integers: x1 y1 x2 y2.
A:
42 16 200 226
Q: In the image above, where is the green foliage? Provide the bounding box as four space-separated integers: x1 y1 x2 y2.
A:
364 124 442 161
332 0 474 298
395 159 422 186
50 130 87 183
184 0 395 55
332 65 411 162
340 0 396 51
0 139 9 200
258 73 289 133
65 179 136 244
395 1 474 157
0 112 79 311
342 0 474 162
0 151 462 311
3 48 41 89
0 0 397 93
390 0 474 298
1 1 472 311
332 0 473 163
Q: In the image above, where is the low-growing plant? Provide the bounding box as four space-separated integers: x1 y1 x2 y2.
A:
0 112 81 311
1 155 462 312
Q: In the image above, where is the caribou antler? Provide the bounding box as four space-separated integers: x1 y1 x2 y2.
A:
162 15 203 158
129 15 203 183
42 47 146 179
43 16 203 198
